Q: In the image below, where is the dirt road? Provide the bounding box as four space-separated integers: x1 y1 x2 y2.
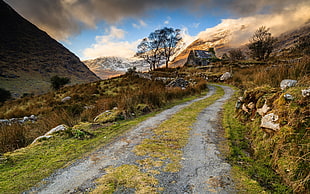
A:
26 85 234 193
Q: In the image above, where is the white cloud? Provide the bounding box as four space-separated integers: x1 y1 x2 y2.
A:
164 16 171 25
132 20 147 29
83 26 139 59
190 23 200 28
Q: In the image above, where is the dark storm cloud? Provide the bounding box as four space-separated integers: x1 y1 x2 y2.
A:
4 0 310 40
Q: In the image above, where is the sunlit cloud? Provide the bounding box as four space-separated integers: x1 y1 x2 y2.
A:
198 3 310 47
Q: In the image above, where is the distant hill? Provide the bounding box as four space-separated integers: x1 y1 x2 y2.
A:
0 0 99 97
84 57 149 79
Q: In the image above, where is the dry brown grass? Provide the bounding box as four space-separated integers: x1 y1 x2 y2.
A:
231 56 309 89
0 71 208 153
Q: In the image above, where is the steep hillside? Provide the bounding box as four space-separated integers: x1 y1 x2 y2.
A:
84 57 149 79
0 0 99 97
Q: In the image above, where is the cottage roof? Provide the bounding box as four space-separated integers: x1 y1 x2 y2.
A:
193 50 213 59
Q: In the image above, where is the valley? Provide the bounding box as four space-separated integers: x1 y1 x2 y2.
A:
0 0 309 193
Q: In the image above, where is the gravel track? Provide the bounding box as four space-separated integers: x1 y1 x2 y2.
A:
163 85 235 193
26 85 230 194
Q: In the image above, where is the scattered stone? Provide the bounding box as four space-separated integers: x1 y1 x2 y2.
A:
261 113 280 131
280 79 297 90
220 72 232 81
134 72 152 80
22 116 29 123
257 102 271 116
61 96 71 102
284 93 294 100
167 78 189 88
301 88 310 97
0 119 9 125
30 115 37 121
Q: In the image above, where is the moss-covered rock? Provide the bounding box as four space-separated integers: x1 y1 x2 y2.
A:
94 108 123 123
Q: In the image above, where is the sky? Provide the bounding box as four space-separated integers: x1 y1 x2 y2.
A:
4 0 310 60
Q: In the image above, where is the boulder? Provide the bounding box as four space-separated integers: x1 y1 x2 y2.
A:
220 72 232 81
280 79 297 90
301 88 310 97
257 103 271 116
261 113 280 131
61 96 71 102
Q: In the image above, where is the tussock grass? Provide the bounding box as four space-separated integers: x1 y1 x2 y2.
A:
231 56 309 89
0 72 208 153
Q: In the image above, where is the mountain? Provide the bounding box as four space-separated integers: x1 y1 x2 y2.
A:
84 57 149 79
171 22 310 67
0 0 99 97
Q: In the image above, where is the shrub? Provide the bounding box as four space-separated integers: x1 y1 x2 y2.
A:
50 75 70 90
0 88 11 103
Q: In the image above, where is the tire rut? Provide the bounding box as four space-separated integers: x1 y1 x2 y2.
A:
163 85 235 193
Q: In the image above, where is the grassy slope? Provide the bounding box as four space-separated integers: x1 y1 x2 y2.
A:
0 89 210 193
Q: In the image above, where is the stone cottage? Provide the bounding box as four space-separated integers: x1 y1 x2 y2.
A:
185 50 215 66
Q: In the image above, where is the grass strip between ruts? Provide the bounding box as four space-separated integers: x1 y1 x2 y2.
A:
92 85 225 193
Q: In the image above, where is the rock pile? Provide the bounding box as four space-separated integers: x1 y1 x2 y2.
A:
167 78 189 89
236 79 308 132
0 115 37 125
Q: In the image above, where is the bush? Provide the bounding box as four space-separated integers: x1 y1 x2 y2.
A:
50 75 70 90
0 88 11 103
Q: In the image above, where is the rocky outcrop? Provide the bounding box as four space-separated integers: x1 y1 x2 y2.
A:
31 124 67 144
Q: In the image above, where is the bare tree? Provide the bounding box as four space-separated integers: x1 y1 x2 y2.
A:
228 48 245 61
248 26 277 61
161 28 182 68
137 27 182 70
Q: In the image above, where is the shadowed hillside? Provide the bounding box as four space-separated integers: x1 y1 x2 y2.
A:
0 0 99 97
